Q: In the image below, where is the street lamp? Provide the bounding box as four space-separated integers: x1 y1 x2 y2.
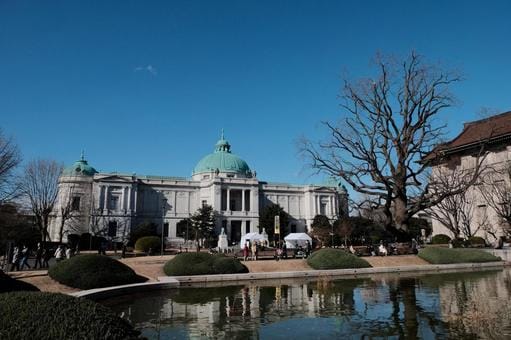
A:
161 197 167 256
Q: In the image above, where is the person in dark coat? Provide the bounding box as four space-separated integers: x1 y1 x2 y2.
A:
34 243 43 269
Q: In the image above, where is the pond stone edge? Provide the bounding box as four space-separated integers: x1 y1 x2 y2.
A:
71 261 505 301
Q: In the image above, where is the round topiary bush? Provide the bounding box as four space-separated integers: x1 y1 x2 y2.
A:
307 248 372 270
431 234 452 244
468 236 486 247
0 270 39 293
418 247 501 264
48 254 146 289
134 236 161 253
164 252 249 276
0 291 141 339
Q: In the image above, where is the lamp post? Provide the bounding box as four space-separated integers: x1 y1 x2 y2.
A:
161 198 167 256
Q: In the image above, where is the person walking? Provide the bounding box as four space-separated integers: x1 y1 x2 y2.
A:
10 246 20 272
19 245 31 270
54 245 65 262
42 247 51 268
34 243 43 269
65 246 72 259
243 242 249 261
251 241 258 261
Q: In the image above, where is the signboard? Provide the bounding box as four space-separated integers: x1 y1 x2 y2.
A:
274 215 280 235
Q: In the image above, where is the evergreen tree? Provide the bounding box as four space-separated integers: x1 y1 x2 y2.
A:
311 214 331 246
190 205 216 251
259 204 289 242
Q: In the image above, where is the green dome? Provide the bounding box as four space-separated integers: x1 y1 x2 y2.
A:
193 133 251 176
62 154 98 177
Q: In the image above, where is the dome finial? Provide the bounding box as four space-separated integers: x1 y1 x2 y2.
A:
221 128 225 140
80 149 85 161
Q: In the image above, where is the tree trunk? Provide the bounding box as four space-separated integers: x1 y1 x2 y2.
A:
394 196 409 231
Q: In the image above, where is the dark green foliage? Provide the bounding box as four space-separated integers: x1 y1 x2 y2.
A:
164 252 248 276
307 248 372 270
418 247 501 264
0 203 40 254
48 254 146 289
468 236 486 246
134 236 161 252
311 214 332 246
190 205 216 247
431 234 452 244
407 217 432 240
349 216 394 244
259 204 289 242
130 221 158 245
0 292 141 339
79 233 107 251
0 271 39 293
451 238 467 248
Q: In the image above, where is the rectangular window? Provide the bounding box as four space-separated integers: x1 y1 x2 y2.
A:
245 221 251 234
71 196 81 211
320 203 327 215
202 200 208 207
163 223 169 237
109 196 119 211
108 221 117 237
227 174 234 178
291 224 297 233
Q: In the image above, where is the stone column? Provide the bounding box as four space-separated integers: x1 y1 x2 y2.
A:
103 186 109 211
242 190 246 212
226 188 231 211
127 187 132 212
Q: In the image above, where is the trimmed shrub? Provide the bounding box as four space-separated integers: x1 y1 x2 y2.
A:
164 252 249 276
468 236 486 247
0 291 141 339
0 271 39 293
48 254 146 289
418 247 501 264
431 234 451 244
134 236 161 253
307 248 372 270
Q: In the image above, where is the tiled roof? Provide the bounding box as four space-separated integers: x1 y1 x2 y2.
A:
425 111 511 161
446 111 511 149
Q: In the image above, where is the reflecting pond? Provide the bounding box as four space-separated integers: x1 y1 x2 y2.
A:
102 268 511 339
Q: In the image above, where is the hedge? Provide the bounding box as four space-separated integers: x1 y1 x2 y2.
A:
0 271 39 293
468 236 486 246
134 236 161 253
307 248 372 270
418 247 501 264
48 254 146 289
164 252 248 276
0 292 141 339
431 234 451 244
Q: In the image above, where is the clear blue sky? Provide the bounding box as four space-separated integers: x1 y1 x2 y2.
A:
1 0 510 184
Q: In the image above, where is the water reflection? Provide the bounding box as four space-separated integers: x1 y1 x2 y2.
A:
103 268 511 339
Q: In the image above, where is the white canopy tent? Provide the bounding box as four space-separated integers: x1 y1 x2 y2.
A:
240 232 268 247
284 233 312 249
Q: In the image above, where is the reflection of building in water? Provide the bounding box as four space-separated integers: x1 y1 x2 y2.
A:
437 270 511 338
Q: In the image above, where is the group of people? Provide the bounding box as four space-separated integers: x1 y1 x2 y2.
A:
9 242 77 271
348 238 420 257
242 240 259 261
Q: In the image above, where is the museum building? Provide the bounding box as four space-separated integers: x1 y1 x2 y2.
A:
48 133 348 245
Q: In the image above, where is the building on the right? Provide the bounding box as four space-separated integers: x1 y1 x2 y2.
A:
426 111 511 242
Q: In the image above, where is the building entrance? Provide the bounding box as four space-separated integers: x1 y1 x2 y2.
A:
230 221 242 245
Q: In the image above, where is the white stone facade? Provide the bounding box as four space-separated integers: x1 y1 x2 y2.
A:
49 137 348 244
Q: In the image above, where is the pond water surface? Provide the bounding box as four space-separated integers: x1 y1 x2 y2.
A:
103 268 511 339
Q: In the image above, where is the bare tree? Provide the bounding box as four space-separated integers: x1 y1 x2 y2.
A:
479 164 511 239
0 129 22 202
426 172 485 239
301 52 486 231
55 186 80 243
18 159 62 243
